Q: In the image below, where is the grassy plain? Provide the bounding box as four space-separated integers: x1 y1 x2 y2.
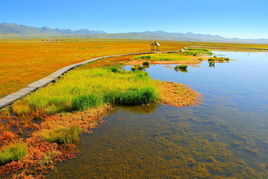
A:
1 39 268 98
0 39 190 98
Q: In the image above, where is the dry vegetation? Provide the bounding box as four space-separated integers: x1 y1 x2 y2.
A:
1 39 267 98
0 39 190 98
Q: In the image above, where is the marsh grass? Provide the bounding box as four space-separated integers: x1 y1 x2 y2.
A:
208 57 230 63
175 65 188 73
142 61 150 66
13 67 158 114
72 94 103 111
38 126 81 144
175 65 188 70
104 87 158 105
134 54 188 61
131 65 144 71
0 143 27 165
184 48 212 56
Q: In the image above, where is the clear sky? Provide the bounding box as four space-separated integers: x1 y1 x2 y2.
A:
1 0 268 39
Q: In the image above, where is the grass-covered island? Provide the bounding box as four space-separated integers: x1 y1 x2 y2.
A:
0 48 224 177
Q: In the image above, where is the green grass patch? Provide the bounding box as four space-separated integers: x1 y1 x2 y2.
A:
131 65 144 71
208 56 230 63
0 143 27 165
142 61 150 66
184 48 212 56
175 65 188 70
72 94 103 111
104 87 158 105
13 67 158 114
174 65 188 73
39 126 81 144
134 54 188 61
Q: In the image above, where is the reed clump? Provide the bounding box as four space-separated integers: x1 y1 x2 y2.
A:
175 65 188 70
0 143 27 165
104 87 158 105
184 48 212 56
38 126 81 144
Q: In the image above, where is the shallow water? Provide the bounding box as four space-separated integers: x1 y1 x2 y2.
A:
47 51 268 178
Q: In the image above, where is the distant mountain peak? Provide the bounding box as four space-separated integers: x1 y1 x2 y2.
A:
0 23 268 44
0 23 106 35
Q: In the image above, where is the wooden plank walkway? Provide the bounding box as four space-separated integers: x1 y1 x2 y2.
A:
0 51 159 109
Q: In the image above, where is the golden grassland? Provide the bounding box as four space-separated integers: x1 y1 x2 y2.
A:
0 39 190 98
1 38 268 98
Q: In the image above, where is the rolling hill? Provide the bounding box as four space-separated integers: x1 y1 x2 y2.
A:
1 23 268 44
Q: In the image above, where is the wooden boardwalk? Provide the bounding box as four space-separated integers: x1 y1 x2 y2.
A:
0 51 157 109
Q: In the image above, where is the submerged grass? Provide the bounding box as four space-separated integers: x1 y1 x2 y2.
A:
0 143 27 165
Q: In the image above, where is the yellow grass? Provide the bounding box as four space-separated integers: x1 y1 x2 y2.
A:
0 39 191 98
2 38 268 98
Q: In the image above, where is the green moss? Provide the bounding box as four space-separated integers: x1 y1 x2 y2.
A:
0 143 27 165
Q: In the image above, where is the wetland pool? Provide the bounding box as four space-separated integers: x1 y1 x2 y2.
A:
47 51 268 178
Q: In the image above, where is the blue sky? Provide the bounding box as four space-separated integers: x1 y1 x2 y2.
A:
1 0 268 39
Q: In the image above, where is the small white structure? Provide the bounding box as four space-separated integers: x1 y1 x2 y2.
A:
151 41 160 51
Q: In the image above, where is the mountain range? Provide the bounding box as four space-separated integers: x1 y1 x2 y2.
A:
1 23 268 44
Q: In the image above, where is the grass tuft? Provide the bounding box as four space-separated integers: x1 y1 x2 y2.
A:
0 143 27 165
38 126 81 144
72 94 103 111
105 87 158 105
175 65 188 70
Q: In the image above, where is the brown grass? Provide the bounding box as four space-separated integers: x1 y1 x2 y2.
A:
0 39 191 98
158 81 201 107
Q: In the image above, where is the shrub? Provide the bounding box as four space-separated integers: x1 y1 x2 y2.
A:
39 126 81 144
109 66 123 73
0 143 27 165
72 94 103 111
105 87 158 105
175 65 188 70
209 61 215 67
208 58 215 62
136 55 151 60
142 61 150 66
130 65 144 71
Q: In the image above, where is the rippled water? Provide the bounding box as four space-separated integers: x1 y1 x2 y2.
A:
47 51 268 178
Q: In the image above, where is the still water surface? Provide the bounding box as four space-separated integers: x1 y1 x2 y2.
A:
48 51 268 178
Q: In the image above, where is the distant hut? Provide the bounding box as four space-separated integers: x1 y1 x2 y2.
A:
151 41 160 51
